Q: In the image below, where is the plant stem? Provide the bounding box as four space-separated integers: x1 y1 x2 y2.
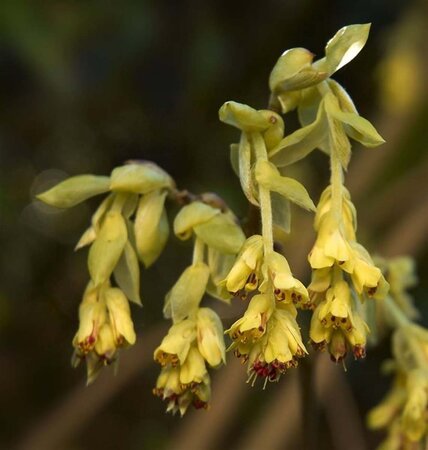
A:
111 193 128 212
192 237 205 265
330 150 343 217
251 132 274 255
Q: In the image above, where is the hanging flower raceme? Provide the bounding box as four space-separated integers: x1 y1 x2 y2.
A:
72 282 136 383
367 257 428 449
219 101 314 383
368 327 428 449
263 24 389 364
153 199 244 414
37 161 175 381
307 185 389 362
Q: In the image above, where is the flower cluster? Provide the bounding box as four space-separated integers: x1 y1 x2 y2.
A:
308 186 389 362
366 257 428 449
153 200 245 414
219 98 315 383
37 162 174 381
153 308 225 415
259 23 388 363
71 282 136 383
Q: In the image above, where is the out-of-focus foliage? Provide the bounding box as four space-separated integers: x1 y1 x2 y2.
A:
0 1 427 449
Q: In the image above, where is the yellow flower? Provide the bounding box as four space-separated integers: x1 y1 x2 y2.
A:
402 370 428 442
261 251 310 308
154 319 196 367
226 293 274 344
314 186 356 241
342 242 387 297
153 366 211 416
309 212 353 269
223 235 264 296
310 280 369 360
231 304 306 385
73 284 107 353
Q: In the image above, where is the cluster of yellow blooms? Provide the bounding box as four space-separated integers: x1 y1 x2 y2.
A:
307 185 389 362
367 257 428 449
38 162 174 382
35 23 426 447
152 200 245 414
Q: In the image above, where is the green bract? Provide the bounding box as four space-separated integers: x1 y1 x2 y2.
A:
110 163 173 194
88 211 128 286
163 263 211 323
37 175 110 208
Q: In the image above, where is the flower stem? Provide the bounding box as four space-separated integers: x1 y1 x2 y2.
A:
330 150 343 217
111 193 128 212
251 132 274 255
192 237 205 265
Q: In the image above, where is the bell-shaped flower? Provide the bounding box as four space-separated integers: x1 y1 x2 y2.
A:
223 235 264 295
314 186 357 241
73 285 107 353
342 242 388 297
226 294 275 345
196 308 226 367
104 287 136 347
245 304 307 383
154 319 196 367
153 366 211 416
309 212 353 269
261 251 310 308
310 280 369 360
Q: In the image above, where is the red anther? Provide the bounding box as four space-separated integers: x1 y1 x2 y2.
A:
367 287 377 296
311 340 327 351
193 398 208 410
353 345 366 359
330 354 344 363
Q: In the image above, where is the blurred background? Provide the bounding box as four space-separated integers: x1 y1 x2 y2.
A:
1 1 427 449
